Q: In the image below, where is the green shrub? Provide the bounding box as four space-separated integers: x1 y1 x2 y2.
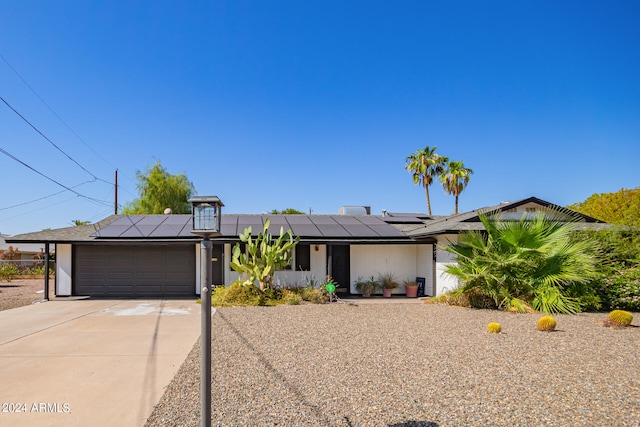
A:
211 281 330 307
536 315 557 332
211 282 263 307
593 265 640 311
299 286 328 303
487 322 502 333
281 289 302 305
0 264 19 282
435 289 497 309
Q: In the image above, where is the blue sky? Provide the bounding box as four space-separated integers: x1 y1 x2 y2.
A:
1 1 638 235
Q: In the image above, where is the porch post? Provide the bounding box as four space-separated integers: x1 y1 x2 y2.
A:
44 243 50 301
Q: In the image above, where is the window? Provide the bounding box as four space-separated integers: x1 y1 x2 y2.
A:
295 244 311 271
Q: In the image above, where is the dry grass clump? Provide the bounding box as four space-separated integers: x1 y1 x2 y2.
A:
434 289 497 309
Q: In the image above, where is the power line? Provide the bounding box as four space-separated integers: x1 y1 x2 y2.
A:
0 146 112 207
0 180 97 212
0 52 124 177
0 94 112 184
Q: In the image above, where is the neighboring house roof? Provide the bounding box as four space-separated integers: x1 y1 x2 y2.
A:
1 233 49 254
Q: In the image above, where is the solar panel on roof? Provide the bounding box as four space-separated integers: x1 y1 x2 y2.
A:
220 223 237 236
333 216 361 225
266 216 288 225
93 213 411 240
93 225 132 237
285 215 313 224
162 215 190 225
316 224 350 237
290 223 322 237
109 217 138 226
137 216 166 225
345 224 378 237
120 227 145 238
135 225 161 235
355 216 384 225
149 225 184 237
368 225 407 237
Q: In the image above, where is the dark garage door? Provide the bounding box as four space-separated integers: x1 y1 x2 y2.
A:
74 245 196 297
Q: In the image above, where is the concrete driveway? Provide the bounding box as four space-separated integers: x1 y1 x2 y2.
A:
0 299 202 427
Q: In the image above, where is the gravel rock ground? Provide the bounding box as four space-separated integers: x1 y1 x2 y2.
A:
146 303 639 427
0 278 50 311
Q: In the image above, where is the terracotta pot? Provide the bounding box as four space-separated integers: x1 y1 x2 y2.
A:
383 288 393 298
405 285 418 298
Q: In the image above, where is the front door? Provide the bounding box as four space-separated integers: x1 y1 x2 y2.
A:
328 245 350 296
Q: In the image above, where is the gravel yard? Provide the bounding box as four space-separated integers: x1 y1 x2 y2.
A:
0 278 50 311
146 302 639 427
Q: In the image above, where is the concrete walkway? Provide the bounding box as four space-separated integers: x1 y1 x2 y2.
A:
0 299 202 427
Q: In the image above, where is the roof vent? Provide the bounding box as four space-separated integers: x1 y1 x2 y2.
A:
338 206 371 215
164 208 172 215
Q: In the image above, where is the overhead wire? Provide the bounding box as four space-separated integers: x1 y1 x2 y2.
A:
0 180 97 212
0 52 130 181
0 147 112 207
0 94 112 184
0 53 140 216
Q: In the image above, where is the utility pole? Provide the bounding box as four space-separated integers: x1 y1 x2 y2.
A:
114 169 118 215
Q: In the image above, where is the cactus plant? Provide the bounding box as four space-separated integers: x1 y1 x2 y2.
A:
487 322 502 333
607 310 633 327
536 315 557 332
230 218 300 291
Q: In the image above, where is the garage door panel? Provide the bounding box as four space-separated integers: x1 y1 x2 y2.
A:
74 245 195 297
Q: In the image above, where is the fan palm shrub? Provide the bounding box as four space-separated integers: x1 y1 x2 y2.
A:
443 210 598 314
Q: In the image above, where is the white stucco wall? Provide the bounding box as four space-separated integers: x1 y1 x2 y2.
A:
416 244 434 296
223 243 328 288
435 235 459 296
56 244 72 296
350 244 422 294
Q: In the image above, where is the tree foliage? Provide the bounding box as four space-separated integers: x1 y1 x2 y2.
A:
405 146 448 216
122 162 195 214
568 187 640 226
443 211 598 314
440 160 473 215
270 208 305 215
71 220 90 226
230 218 300 291
572 227 640 310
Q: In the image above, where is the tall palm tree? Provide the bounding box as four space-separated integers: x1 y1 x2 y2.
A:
405 146 448 216
440 160 473 214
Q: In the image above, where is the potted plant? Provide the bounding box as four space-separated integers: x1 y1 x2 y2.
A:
355 276 378 297
404 279 419 298
378 272 400 297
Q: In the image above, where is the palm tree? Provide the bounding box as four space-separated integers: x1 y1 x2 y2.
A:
443 211 598 314
405 146 448 216
440 160 473 214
